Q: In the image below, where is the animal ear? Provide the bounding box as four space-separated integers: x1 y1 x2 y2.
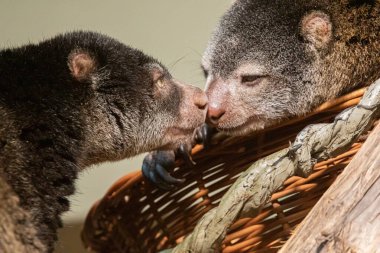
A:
68 50 97 82
300 11 333 51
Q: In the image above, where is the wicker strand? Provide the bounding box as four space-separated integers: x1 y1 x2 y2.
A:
163 79 380 253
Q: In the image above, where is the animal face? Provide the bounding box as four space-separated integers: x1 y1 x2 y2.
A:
64 33 207 163
202 0 337 136
135 63 208 152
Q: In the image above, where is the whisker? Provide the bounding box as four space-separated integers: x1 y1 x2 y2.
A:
169 54 188 68
188 47 203 58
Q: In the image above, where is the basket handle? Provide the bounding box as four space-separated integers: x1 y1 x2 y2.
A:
162 78 380 253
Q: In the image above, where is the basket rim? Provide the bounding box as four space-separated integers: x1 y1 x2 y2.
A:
81 86 369 252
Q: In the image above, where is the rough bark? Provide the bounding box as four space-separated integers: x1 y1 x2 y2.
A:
280 123 380 253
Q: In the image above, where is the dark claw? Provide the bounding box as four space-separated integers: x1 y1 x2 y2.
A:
194 123 216 149
141 124 216 190
142 150 183 190
178 143 196 166
146 167 174 190
156 164 185 184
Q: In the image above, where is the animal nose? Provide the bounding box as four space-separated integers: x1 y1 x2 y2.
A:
194 90 208 110
207 104 225 126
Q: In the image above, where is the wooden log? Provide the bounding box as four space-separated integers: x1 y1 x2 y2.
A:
280 123 380 253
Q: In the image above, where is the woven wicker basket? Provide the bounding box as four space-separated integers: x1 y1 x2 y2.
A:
82 86 377 253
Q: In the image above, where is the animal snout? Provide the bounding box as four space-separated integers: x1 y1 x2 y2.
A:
206 103 225 126
193 88 208 110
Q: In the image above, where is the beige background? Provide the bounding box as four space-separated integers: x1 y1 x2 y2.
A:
0 0 231 252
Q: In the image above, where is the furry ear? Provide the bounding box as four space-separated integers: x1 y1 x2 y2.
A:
300 11 333 51
68 50 97 82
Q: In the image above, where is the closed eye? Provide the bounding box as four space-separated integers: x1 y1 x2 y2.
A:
241 75 267 86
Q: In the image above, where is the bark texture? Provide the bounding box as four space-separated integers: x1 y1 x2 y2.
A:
280 123 380 253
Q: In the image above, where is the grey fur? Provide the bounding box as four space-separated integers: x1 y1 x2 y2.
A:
203 0 380 136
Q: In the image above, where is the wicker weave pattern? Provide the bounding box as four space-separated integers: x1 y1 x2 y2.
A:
82 88 372 253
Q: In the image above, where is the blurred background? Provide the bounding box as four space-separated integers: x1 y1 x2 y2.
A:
0 1 231 252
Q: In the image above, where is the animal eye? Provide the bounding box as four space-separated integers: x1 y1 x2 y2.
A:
241 75 265 86
155 78 166 88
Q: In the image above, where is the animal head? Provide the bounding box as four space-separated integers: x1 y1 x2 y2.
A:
40 32 207 164
202 0 377 136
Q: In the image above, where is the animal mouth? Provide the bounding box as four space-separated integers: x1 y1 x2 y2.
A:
216 116 263 136
158 127 196 150
167 126 195 136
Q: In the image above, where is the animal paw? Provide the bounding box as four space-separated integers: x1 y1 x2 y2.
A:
142 150 184 190
142 124 216 189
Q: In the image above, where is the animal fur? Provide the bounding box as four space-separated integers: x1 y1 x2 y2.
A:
141 0 380 189
203 0 380 135
0 31 207 252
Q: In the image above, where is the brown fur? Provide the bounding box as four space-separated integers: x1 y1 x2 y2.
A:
0 31 207 252
0 176 46 253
